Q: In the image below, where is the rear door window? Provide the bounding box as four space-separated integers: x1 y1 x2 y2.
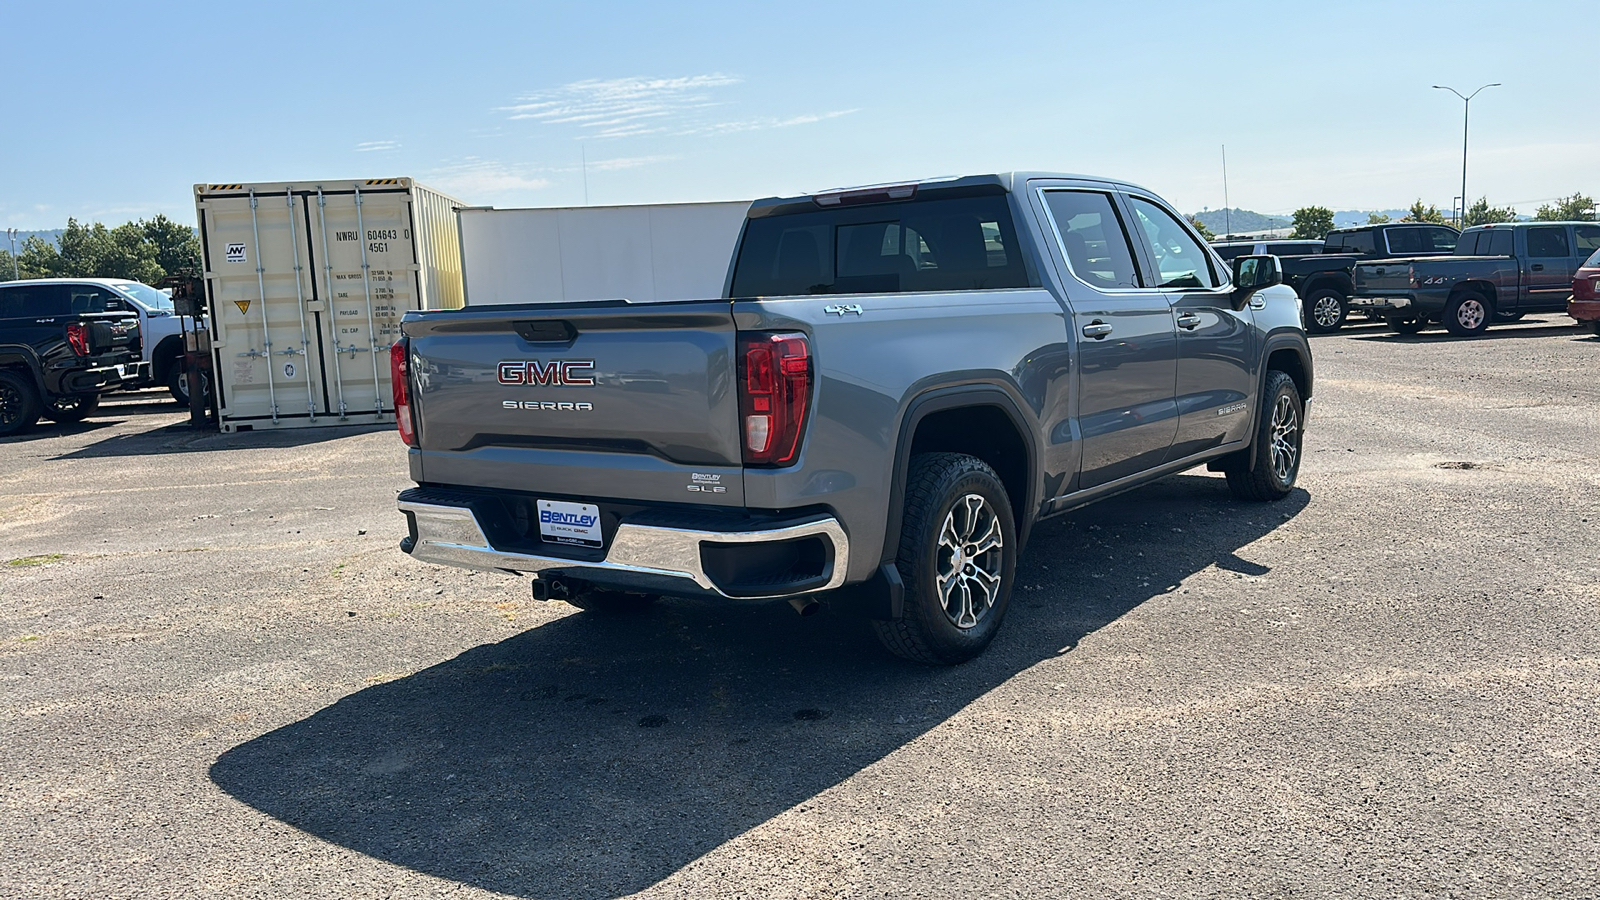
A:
1039 190 1143 289
0 284 71 317
1488 229 1514 256
729 192 1032 296
1573 225 1600 255
1127 197 1220 289
1328 231 1375 254
1527 226 1570 258
1387 228 1423 254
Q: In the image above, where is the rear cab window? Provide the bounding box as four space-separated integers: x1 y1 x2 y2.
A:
729 188 1033 297
1326 230 1376 254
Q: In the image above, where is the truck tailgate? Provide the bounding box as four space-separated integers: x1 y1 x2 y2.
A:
403 301 746 506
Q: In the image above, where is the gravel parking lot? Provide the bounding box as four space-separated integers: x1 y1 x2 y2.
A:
2 316 1598 899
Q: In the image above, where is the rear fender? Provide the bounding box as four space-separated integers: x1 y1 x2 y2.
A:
0 346 48 396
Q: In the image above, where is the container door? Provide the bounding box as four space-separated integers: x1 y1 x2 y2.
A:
308 185 418 420
201 190 328 428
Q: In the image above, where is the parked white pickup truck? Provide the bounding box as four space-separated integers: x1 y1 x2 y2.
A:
12 278 203 403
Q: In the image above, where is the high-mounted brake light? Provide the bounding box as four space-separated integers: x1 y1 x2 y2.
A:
738 332 811 466
66 323 90 356
390 340 417 448
813 183 918 207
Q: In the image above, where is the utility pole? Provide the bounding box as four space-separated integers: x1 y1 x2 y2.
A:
5 229 17 280
1222 145 1231 238
1433 83 1501 227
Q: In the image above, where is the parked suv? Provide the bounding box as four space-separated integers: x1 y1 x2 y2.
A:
392 173 1313 664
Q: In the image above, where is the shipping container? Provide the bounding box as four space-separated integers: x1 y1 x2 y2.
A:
458 200 750 305
195 177 466 432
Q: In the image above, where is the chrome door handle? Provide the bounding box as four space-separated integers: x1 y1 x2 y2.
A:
1081 321 1113 339
1176 313 1203 330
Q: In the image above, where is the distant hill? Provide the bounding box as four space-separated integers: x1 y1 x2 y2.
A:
1191 208 1289 236
4 229 62 249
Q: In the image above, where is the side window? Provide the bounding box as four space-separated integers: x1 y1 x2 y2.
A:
1 284 71 317
1127 196 1220 289
1425 228 1459 252
1334 231 1375 254
1386 228 1423 254
1454 231 1485 255
1040 190 1142 289
64 285 119 313
1573 225 1600 255
1488 229 1514 256
1527 226 1570 258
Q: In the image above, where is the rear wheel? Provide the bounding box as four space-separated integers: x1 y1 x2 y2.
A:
1443 292 1492 337
1388 318 1426 335
0 370 43 437
1304 288 1348 334
872 453 1017 665
1223 370 1303 502
168 357 210 406
43 393 100 424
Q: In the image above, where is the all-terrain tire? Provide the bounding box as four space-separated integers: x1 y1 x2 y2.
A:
1223 370 1304 502
0 370 43 437
871 452 1017 665
1443 291 1492 337
1303 288 1348 334
42 392 100 424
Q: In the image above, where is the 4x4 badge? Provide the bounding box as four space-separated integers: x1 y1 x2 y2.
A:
824 304 863 317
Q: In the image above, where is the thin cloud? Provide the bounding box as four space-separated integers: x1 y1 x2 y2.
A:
680 109 860 136
424 158 552 197
501 74 740 138
356 140 401 153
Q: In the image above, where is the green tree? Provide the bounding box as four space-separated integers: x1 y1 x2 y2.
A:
1290 206 1334 240
1366 212 1391 224
1402 199 1447 225
17 235 66 278
1188 215 1216 241
1534 193 1596 221
1462 196 1519 228
140 214 202 279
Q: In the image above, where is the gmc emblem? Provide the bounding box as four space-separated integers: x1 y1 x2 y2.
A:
497 359 596 386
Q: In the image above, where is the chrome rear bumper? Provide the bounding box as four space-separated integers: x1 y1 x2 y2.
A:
398 495 849 600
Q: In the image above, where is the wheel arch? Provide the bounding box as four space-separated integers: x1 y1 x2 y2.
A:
1299 272 1352 298
0 346 48 396
1450 280 1498 307
882 384 1041 570
150 334 185 382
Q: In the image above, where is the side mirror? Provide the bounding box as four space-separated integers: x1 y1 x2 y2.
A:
1231 254 1282 309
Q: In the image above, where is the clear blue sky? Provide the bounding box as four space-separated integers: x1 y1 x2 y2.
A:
2 0 1593 230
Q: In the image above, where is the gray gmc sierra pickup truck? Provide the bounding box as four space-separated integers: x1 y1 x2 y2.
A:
393 173 1314 664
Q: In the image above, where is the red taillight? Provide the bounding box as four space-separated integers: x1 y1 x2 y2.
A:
390 340 417 448
66 323 90 356
738 331 811 467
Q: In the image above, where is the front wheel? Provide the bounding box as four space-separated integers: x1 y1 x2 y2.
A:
1443 292 1492 337
42 392 100 424
168 358 211 406
0 370 43 436
1303 288 1348 334
1223 370 1304 502
872 453 1017 665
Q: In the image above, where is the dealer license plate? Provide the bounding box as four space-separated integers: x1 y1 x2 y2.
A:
537 499 603 547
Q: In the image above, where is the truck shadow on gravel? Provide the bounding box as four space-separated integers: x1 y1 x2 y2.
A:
211 474 1308 899
51 421 390 459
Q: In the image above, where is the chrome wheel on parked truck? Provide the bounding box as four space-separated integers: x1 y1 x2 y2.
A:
1304 288 1348 334
873 453 1017 665
1443 292 1491 337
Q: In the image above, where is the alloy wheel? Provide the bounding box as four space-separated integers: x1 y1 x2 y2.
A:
1270 394 1300 483
1312 295 1342 328
936 494 1005 629
1455 298 1486 331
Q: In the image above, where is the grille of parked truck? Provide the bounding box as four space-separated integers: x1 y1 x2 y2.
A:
392 173 1314 664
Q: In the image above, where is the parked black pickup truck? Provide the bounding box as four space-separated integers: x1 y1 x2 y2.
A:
1281 223 1460 334
0 280 146 436
1350 221 1600 336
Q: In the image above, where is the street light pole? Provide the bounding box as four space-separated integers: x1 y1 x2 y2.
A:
1433 83 1500 227
5 229 17 281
